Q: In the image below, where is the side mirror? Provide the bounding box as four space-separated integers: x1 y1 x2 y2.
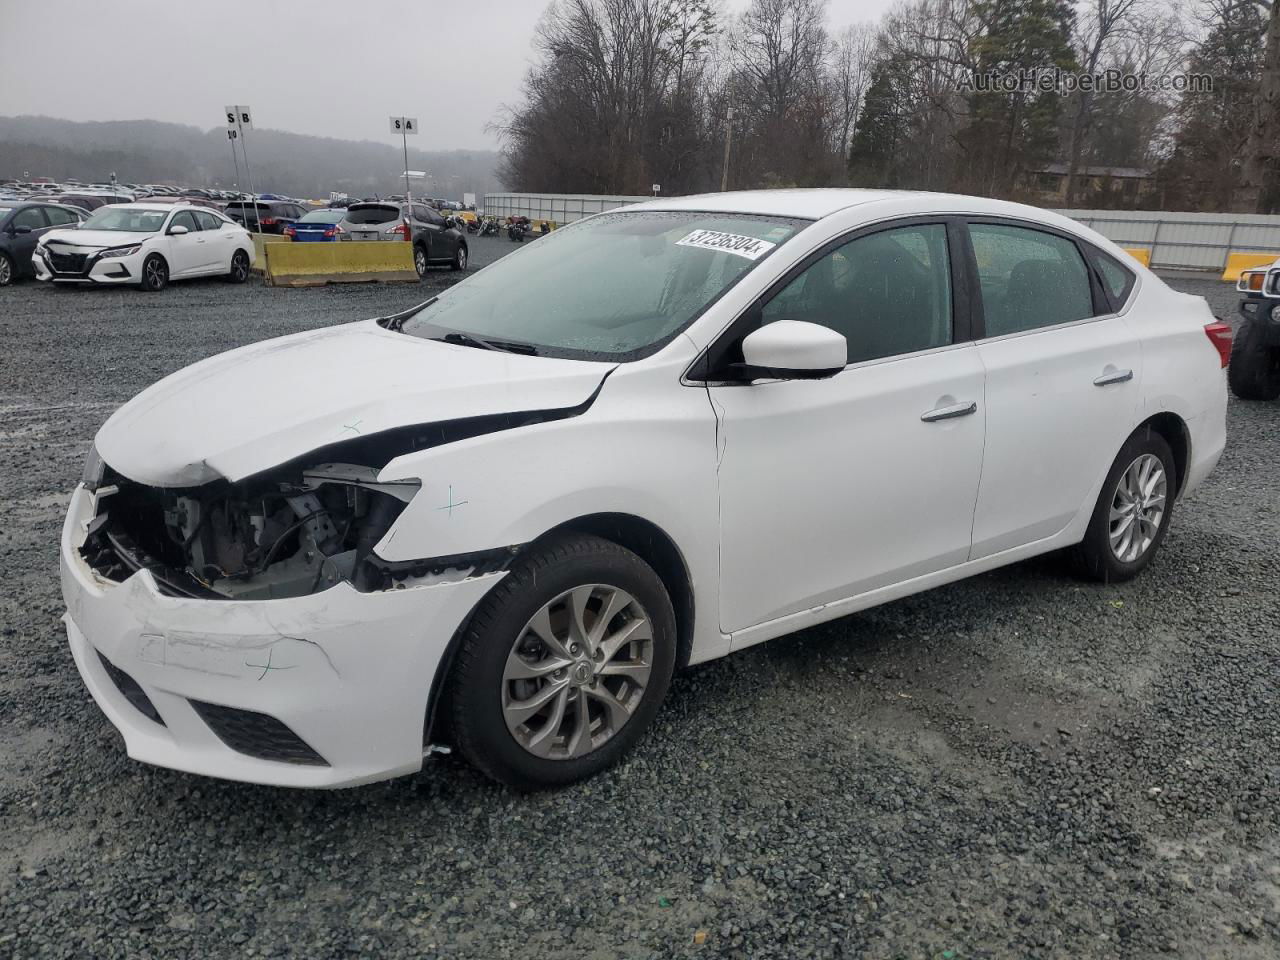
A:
734 320 847 381
13 224 32 235
169 224 189 236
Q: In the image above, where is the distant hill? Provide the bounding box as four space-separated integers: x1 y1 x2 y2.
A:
0 115 502 200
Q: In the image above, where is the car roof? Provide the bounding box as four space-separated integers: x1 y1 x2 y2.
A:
103 202 193 212
629 188 1066 224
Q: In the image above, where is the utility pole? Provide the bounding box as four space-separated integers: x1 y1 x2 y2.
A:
227 129 242 193
720 105 734 193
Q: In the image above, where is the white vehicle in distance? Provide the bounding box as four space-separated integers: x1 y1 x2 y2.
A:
34 202 254 291
61 190 1228 790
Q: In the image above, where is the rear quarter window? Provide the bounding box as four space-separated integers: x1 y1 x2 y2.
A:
1091 249 1136 310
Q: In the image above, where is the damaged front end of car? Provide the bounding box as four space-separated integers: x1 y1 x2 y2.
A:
80 458 427 601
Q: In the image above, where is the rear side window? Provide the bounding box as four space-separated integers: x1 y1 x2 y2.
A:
969 223 1094 337
195 211 223 231
1092 249 1136 309
44 206 80 226
344 204 400 225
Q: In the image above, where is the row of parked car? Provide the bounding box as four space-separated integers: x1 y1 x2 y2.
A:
0 196 472 289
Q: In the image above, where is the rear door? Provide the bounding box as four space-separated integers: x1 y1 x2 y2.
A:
421 205 454 261
195 210 232 271
965 220 1143 558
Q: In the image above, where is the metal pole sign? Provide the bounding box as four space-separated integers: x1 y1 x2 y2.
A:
390 117 418 205
227 129 242 192
225 105 260 233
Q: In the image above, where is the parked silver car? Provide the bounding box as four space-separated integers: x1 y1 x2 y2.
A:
337 201 468 275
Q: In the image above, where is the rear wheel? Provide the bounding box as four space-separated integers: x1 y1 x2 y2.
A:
1228 318 1280 401
452 243 467 272
227 249 250 283
413 243 428 278
1071 429 1175 583
0 252 13 286
140 254 168 292
449 535 676 789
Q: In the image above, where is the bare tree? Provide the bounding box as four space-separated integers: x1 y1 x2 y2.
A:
828 23 877 158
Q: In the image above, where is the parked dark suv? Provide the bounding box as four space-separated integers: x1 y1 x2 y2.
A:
336 201 468 275
224 200 306 234
0 201 86 285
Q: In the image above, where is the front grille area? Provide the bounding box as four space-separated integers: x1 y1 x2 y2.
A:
189 700 329 766
48 250 89 274
96 650 166 726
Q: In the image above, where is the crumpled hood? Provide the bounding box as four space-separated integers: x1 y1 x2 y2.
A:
42 229 154 250
96 320 615 487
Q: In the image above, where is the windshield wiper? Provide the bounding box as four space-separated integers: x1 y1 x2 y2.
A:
377 297 437 332
441 332 539 355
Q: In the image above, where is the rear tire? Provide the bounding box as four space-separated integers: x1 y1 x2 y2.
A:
0 252 14 286
140 254 168 292
1071 429 1175 583
227 249 250 284
1228 318 1280 401
413 243 428 279
449 535 676 789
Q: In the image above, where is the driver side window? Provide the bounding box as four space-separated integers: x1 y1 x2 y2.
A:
761 223 953 364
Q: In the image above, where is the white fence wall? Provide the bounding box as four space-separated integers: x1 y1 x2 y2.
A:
1052 209 1280 272
482 193 649 223
484 193 1280 272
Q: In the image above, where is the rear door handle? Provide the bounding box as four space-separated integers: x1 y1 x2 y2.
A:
1093 368 1133 386
921 401 978 423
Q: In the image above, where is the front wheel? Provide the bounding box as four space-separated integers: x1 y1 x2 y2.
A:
140 254 168 292
1071 429 1175 583
449 535 676 789
413 243 428 278
1228 318 1280 401
227 249 250 284
451 244 467 272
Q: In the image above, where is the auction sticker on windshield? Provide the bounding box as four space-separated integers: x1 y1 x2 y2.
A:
676 229 777 261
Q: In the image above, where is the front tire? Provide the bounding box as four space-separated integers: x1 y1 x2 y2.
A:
449 535 676 789
1228 318 1280 401
140 254 168 292
227 249 250 283
1071 429 1175 583
451 243 467 272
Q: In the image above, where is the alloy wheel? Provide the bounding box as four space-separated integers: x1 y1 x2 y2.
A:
415 247 427 276
457 247 467 270
144 257 166 290
502 584 654 760
0 255 11 285
231 252 248 281
1108 453 1167 562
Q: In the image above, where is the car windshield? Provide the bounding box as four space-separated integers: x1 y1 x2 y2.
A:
81 207 168 232
299 209 346 224
399 210 805 360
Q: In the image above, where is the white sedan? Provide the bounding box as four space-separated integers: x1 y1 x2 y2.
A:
60 190 1228 789
34 202 254 290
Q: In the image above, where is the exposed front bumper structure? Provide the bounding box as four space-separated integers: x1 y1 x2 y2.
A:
61 483 502 788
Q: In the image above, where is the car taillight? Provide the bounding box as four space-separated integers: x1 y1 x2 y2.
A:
1204 321 1233 368
283 225 295 238
385 220 410 239
261 217 277 226
323 227 335 238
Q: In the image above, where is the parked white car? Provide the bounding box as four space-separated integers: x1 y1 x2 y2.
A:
61 190 1228 789
34 202 254 290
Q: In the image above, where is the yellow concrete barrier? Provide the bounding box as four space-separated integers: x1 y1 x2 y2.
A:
263 241 419 287
1222 252 1278 283
1121 247 1151 267
249 232 289 272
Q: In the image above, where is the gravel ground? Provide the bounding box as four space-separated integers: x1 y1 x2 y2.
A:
0 264 1276 959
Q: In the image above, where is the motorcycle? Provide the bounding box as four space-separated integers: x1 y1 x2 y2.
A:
479 216 500 237
507 216 531 242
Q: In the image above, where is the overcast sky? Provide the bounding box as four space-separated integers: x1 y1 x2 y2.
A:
0 0 895 151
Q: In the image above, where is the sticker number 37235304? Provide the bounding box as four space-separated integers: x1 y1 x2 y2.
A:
675 229 777 261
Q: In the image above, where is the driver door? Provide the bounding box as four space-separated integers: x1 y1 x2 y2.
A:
164 211 204 276
710 220 987 636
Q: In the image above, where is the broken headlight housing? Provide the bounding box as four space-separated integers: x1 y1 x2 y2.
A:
81 461 420 600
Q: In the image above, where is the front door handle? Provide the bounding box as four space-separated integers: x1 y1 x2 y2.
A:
921 401 978 423
1093 368 1133 386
